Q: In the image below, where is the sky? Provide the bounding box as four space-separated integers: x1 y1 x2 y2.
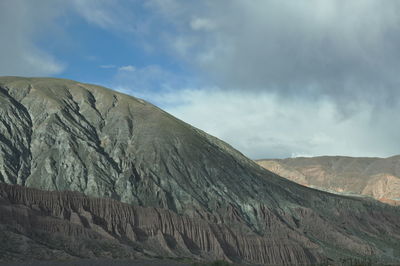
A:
1 0 400 159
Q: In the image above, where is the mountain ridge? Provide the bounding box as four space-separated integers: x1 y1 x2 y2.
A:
256 155 400 205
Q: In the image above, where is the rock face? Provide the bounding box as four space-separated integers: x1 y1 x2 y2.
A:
2 183 400 265
257 156 400 206
0 77 400 264
0 183 318 264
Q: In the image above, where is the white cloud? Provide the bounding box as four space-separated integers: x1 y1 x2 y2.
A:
190 18 216 31
118 65 136 72
152 88 400 159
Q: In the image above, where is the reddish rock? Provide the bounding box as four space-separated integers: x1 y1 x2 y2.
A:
257 156 400 206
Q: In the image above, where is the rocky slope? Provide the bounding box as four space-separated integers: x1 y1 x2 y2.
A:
257 156 400 206
0 77 400 264
0 183 317 264
2 183 400 265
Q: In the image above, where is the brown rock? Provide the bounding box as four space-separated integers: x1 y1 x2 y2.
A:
257 156 400 206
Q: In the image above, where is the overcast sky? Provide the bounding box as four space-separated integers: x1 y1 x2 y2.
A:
1 0 400 159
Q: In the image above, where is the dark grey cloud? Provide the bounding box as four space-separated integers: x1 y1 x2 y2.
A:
146 0 400 110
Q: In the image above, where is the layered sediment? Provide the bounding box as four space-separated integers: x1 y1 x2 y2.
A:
0 183 320 264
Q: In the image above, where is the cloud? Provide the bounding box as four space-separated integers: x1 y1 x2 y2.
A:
70 0 136 32
100 65 136 71
112 65 197 101
145 0 400 111
118 65 136 72
0 0 147 77
0 0 65 76
159 88 400 159
190 18 216 31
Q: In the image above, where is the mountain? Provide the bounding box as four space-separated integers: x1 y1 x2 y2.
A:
0 77 400 265
257 156 400 206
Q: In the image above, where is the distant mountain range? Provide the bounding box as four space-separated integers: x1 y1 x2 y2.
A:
0 77 400 265
257 156 400 206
